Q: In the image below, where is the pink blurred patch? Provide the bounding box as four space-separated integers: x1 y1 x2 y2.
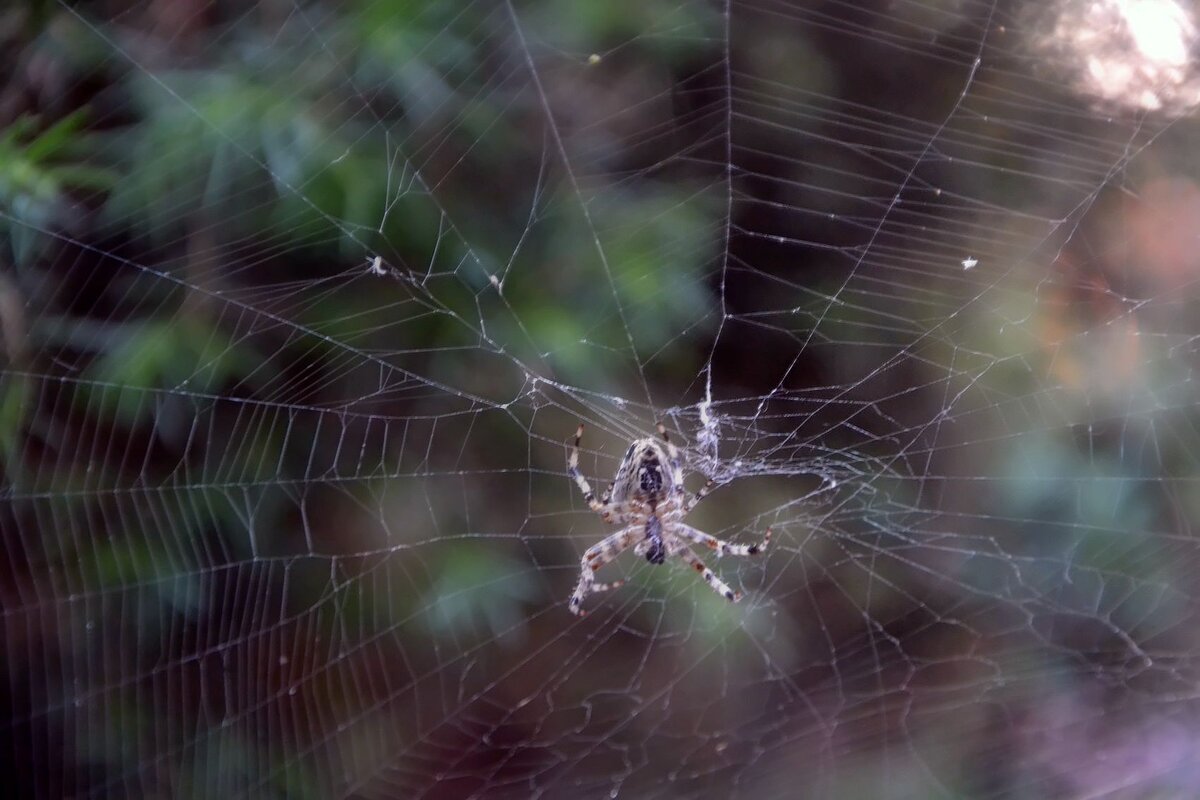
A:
1120 177 1200 288
1021 690 1200 795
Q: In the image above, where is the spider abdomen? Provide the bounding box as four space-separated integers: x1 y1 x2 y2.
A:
610 438 677 506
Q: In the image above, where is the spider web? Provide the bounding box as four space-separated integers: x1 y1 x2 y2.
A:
4 0 1200 797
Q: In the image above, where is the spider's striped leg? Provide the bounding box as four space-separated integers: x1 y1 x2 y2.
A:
657 423 716 513
669 543 742 602
569 525 639 615
582 525 641 571
681 478 716 514
568 423 612 521
657 422 687 504
569 578 624 617
674 523 772 557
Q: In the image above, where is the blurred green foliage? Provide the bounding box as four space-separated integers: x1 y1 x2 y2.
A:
0 110 115 265
105 70 352 244
421 544 540 643
531 0 720 59
87 318 263 426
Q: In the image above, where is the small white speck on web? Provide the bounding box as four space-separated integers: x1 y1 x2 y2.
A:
962 256 978 270
367 255 387 276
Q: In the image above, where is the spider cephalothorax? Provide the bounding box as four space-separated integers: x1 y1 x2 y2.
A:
566 423 771 615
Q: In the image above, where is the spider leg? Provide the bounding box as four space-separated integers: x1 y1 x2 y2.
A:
669 542 742 602
673 523 772 557
569 525 639 615
568 424 616 522
658 422 716 513
656 422 687 505
681 479 716 514
582 525 641 570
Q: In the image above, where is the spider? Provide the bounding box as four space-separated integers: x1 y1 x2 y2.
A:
566 422 771 615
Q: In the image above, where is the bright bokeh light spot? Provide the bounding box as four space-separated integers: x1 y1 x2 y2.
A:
1043 0 1200 112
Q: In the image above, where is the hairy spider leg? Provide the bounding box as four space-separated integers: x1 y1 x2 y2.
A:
669 543 742 602
657 422 715 514
569 526 639 615
681 480 715 514
583 526 642 570
656 422 686 504
568 424 615 522
568 577 624 617
673 524 772 557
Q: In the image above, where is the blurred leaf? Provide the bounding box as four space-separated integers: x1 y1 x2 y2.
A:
526 185 719 384
104 71 317 240
350 0 475 124
529 0 720 60
86 317 262 427
0 109 116 265
421 545 539 643
19 107 88 161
